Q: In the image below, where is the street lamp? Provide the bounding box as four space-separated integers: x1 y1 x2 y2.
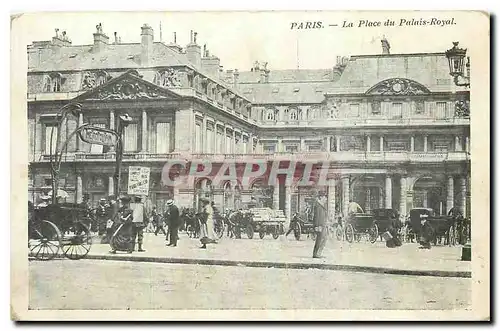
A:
113 113 133 197
445 42 471 261
445 42 470 87
48 102 83 204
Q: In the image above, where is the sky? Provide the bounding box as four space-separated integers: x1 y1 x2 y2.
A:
13 11 485 71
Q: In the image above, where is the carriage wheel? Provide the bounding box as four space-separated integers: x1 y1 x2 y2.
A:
293 223 302 241
259 229 266 239
246 224 254 239
272 226 280 239
369 224 379 244
345 224 354 243
335 225 344 241
29 220 62 261
61 222 92 260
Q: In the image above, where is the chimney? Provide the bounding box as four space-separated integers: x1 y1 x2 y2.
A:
233 69 239 89
141 24 154 65
113 32 120 44
186 30 201 67
92 23 109 53
167 32 183 53
336 56 341 65
381 36 390 54
200 46 220 78
51 28 72 47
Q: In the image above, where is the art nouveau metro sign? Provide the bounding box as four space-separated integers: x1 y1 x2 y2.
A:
79 126 118 147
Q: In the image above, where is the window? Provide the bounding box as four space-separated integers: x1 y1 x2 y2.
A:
308 144 322 152
216 131 223 153
195 123 202 153
285 145 298 153
156 122 170 153
390 103 403 119
435 102 447 119
225 135 233 154
263 144 276 153
123 123 138 152
206 128 214 153
43 73 63 92
44 125 58 154
289 108 298 120
242 137 248 153
89 123 106 154
266 109 275 121
51 74 62 92
44 178 52 187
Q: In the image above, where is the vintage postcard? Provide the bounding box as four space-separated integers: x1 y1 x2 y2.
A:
11 11 489 320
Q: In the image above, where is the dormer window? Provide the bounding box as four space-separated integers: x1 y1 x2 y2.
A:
43 73 64 92
289 107 298 120
96 71 110 86
266 108 276 121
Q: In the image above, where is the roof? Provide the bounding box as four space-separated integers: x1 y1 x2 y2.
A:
29 42 190 72
237 53 458 104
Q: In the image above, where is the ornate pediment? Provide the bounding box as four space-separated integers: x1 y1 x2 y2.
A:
76 70 181 101
366 78 430 96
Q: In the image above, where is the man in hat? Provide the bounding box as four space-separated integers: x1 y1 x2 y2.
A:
102 195 118 244
96 198 109 239
165 199 180 247
130 196 146 252
419 214 434 249
151 206 167 236
312 192 329 258
199 198 217 249
109 196 134 254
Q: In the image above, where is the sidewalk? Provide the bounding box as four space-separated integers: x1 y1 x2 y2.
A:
71 232 472 278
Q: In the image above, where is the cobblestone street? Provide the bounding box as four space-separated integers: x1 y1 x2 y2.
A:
29 259 471 310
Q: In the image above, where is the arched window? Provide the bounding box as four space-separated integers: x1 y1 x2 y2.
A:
96 71 110 86
289 108 298 120
196 178 213 211
283 108 289 121
51 73 62 92
43 75 52 92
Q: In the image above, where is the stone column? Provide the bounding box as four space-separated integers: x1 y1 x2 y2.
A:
385 175 392 208
108 175 114 196
109 110 115 152
77 113 84 151
141 110 148 152
248 133 253 154
379 136 384 152
379 187 384 208
423 135 428 152
366 135 371 152
465 136 470 153
447 175 454 214
399 177 407 217
410 136 415 152
423 191 428 208
300 138 305 152
223 125 228 154
458 176 467 215
273 184 280 210
336 136 341 152
213 124 218 154
365 188 371 213
285 185 292 218
233 129 236 154
328 179 336 222
76 173 83 203
278 139 283 153
202 117 207 152
35 114 42 153
341 176 350 217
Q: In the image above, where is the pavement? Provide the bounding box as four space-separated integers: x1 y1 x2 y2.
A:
29 259 472 310
34 231 472 278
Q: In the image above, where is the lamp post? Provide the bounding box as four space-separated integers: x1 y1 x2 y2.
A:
113 113 133 197
48 102 83 205
445 41 471 261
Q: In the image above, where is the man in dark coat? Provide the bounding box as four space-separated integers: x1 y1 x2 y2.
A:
419 214 434 249
109 196 134 254
312 193 329 258
131 196 146 252
165 199 180 247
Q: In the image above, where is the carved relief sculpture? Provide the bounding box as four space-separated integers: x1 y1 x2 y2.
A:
455 100 470 118
326 99 341 118
366 78 431 96
154 68 183 88
91 77 169 100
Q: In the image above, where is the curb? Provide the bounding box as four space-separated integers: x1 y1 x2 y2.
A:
29 253 472 279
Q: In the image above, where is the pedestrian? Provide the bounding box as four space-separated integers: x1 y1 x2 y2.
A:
152 206 167 236
419 214 434 249
131 196 146 252
96 198 108 239
385 211 403 248
312 192 329 258
199 198 217 249
165 199 180 247
109 196 134 254
285 212 300 237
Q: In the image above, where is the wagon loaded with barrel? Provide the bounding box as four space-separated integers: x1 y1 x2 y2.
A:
232 208 286 239
28 202 94 261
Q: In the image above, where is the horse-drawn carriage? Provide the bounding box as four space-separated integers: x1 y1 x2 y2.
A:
230 208 286 239
371 208 403 238
407 208 459 246
28 202 93 261
341 212 379 243
289 211 316 241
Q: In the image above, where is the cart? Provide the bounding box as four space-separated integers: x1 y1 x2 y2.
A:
29 203 93 261
289 212 316 241
233 208 285 239
371 209 403 239
343 213 378 244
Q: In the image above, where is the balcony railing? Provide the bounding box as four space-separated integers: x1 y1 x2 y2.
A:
33 151 470 163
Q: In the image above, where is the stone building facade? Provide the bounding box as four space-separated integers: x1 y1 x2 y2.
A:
27 24 471 219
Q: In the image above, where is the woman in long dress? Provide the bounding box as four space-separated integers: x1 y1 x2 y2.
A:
199 199 217 248
109 196 134 254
